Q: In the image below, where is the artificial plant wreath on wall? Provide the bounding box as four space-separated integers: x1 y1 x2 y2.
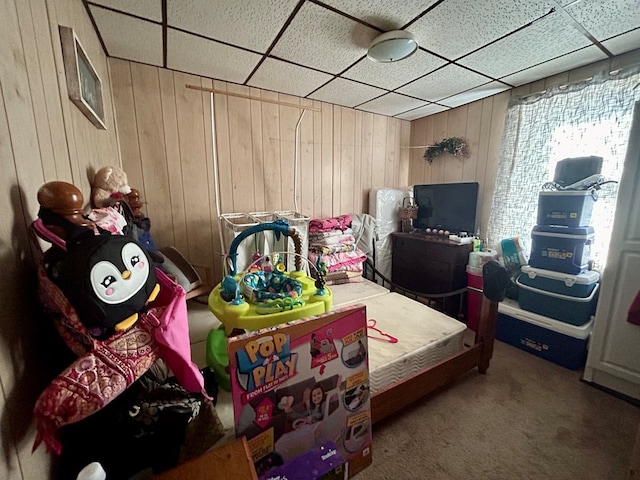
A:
424 137 470 164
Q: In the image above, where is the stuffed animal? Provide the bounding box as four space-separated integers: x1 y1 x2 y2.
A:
91 166 132 208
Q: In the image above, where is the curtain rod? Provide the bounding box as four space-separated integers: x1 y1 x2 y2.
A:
185 84 321 112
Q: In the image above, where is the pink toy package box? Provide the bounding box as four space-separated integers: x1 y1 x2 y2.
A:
228 305 372 479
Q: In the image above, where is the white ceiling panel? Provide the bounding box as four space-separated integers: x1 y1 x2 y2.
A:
308 77 386 108
408 0 550 60
90 6 163 65
270 2 379 74
602 29 640 56
89 0 162 22
565 0 640 41
501 46 608 86
439 81 511 108
342 50 447 90
320 0 439 31
166 29 262 83
88 0 640 121
458 9 592 79
397 64 491 102
166 0 299 53
247 58 333 98
395 103 449 120
357 92 426 116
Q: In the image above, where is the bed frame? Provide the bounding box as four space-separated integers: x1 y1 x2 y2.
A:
363 259 498 424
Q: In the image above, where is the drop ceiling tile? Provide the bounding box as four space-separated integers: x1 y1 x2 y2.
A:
407 0 550 60
458 10 591 79
602 29 640 55
395 103 449 120
439 81 511 108
397 64 491 102
319 0 439 31
88 0 162 22
500 46 608 86
565 0 640 41
167 0 299 52
357 93 426 116
342 50 447 90
308 77 386 108
167 29 262 83
90 6 163 65
247 58 333 98
270 2 379 75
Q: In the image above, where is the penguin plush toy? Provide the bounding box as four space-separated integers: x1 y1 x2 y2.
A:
52 232 160 339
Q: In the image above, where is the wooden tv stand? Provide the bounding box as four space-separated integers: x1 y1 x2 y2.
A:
391 233 473 295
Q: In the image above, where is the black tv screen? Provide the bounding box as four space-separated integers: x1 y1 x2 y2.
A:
413 182 479 235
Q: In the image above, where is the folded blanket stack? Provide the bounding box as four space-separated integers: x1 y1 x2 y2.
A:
308 215 366 285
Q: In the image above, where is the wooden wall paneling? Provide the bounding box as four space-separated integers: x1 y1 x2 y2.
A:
320 102 333 218
227 84 256 213
300 98 315 217
408 117 426 185
462 101 483 183
383 118 396 187
331 105 342 215
312 100 323 218
174 73 213 268
431 112 449 184
443 106 468 183
473 97 496 235
360 112 374 212
29 0 72 182
478 91 509 235
371 114 387 190
0 0 46 220
158 68 188 253
0 65 31 480
353 110 363 213
212 80 234 215
278 93 300 211
201 77 222 283
47 0 81 190
15 0 57 181
110 59 144 192
260 90 282 212
340 107 355 215
130 62 174 248
399 119 411 188
249 87 266 213
422 115 435 185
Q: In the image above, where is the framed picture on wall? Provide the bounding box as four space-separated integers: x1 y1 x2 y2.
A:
59 26 106 129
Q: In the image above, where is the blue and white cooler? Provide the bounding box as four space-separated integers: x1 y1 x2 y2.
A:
537 189 597 228
528 225 594 274
516 266 599 326
496 299 593 370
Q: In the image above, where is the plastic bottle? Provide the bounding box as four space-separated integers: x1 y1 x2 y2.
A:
473 229 482 252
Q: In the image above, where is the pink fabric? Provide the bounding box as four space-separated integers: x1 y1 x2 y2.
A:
145 269 207 395
309 233 356 246
87 206 128 235
309 215 352 232
308 249 367 272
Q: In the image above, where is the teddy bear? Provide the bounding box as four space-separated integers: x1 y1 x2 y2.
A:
91 165 132 209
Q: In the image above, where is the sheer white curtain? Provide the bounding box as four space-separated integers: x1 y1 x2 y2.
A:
487 65 640 269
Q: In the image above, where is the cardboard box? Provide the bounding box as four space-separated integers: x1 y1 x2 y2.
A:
228 306 372 479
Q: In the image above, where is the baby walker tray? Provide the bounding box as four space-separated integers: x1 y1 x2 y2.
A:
209 220 332 335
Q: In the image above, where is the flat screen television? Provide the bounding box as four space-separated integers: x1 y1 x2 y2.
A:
413 182 479 235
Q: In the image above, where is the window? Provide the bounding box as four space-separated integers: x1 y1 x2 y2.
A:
487 66 640 270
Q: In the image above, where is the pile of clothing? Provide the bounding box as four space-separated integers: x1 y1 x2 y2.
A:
307 215 367 285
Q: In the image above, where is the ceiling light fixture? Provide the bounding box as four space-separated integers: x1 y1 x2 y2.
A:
367 30 418 63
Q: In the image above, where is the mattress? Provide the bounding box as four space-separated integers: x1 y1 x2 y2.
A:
200 283 466 447
361 293 466 393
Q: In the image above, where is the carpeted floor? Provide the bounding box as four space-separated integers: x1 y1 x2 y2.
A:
364 336 640 480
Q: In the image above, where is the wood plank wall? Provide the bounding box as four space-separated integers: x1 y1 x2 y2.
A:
109 59 411 285
408 48 640 238
0 0 120 478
